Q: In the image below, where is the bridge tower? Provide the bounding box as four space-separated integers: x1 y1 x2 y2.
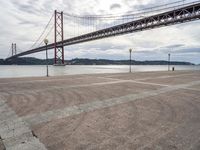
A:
54 10 65 66
12 43 17 56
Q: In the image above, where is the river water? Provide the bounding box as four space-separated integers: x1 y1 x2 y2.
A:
0 65 199 78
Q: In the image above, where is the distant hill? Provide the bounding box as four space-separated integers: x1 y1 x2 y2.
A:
0 57 54 65
69 58 194 65
0 57 194 65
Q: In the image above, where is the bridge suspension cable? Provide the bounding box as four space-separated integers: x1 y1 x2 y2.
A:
7 46 12 58
37 24 54 48
30 13 54 49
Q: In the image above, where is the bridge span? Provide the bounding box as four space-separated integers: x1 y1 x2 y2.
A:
6 2 200 64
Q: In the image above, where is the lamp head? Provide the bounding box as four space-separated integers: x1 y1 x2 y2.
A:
129 49 132 53
44 39 49 45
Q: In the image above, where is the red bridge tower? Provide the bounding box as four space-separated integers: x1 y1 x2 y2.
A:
12 43 17 56
54 10 65 65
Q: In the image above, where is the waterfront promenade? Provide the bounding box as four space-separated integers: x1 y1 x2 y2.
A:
0 71 200 150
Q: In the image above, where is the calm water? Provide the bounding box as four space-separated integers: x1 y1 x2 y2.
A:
0 65 199 78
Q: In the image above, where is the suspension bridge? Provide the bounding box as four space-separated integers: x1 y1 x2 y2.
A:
6 1 200 65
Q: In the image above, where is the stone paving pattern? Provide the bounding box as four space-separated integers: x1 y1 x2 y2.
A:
0 71 200 150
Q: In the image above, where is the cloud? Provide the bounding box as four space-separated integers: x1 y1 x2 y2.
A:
174 47 200 54
164 44 185 49
110 3 121 10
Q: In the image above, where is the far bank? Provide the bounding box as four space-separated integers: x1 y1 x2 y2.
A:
0 57 195 65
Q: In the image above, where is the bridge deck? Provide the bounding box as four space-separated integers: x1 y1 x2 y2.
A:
6 2 200 60
0 71 200 149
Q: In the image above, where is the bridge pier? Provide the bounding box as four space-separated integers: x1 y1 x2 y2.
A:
54 10 65 66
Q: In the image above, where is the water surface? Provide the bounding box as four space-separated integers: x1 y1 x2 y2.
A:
0 65 199 78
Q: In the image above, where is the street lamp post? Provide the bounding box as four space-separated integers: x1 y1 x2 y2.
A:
168 53 171 71
129 49 132 73
44 39 49 77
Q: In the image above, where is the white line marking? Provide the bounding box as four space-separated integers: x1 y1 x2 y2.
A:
1 80 128 95
0 96 47 150
183 87 200 92
98 76 170 87
0 76 94 85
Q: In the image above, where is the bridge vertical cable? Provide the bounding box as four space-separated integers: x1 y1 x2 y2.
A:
62 0 200 39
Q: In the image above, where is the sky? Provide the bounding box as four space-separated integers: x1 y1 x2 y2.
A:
0 0 200 64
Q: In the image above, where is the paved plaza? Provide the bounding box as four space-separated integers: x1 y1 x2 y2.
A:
0 71 200 150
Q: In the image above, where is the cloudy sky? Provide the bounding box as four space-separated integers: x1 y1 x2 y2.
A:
0 0 200 64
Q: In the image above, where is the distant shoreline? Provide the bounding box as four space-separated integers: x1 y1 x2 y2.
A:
0 57 195 65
